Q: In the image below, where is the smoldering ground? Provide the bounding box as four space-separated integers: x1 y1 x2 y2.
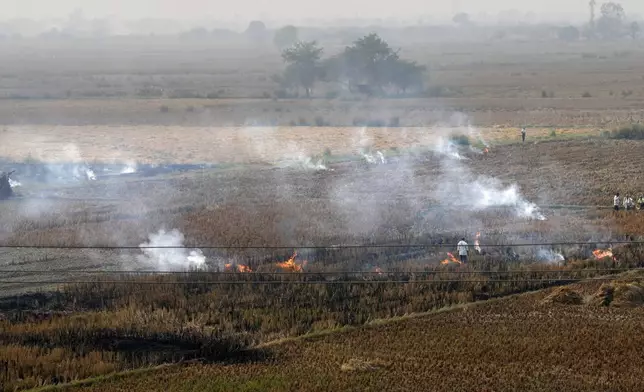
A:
0 124 616 273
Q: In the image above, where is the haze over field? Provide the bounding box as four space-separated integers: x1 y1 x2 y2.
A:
3 0 644 390
8 0 644 20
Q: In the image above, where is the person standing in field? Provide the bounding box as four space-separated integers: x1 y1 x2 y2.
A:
521 127 526 143
614 193 620 211
457 238 469 263
624 195 634 211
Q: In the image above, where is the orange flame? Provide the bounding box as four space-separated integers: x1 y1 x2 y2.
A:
441 252 462 265
593 249 615 260
224 263 253 273
484 148 489 154
474 232 482 254
276 252 307 272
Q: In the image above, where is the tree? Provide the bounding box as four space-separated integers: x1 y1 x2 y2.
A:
245 20 267 43
386 59 426 95
322 33 427 96
630 21 641 39
342 33 399 93
281 41 323 97
597 2 625 39
558 25 581 41
452 13 471 26
273 25 298 50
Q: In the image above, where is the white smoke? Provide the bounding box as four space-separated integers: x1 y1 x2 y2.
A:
432 135 545 221
278 152 329 171
536 249 565 264
360 149 387 164
433 138 467 160
85 168 96 181
121 162 137 174
137 228 206 271
467 124 490 148
8 178 21 188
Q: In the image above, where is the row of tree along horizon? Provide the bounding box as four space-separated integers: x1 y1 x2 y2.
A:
20 1 640 43
275 33 426 98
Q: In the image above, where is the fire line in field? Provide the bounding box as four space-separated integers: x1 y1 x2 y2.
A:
441 252 462 265
276 252 307 272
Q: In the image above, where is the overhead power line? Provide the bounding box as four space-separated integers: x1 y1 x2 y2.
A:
0 241 635 250
0 268 636 275
0 276 641 285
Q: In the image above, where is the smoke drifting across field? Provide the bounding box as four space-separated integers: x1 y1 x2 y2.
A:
137 228 206 271
2 120 614 271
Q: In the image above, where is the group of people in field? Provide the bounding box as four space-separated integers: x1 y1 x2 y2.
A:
613 193 644 211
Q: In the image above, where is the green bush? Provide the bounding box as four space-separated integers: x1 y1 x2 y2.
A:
610 124 644 140
450 134 470 146
325 91 340 99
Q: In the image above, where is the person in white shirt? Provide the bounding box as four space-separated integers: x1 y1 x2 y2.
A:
457 238 469 263
521 128 526 143
614 193 620 211
625 195 634 211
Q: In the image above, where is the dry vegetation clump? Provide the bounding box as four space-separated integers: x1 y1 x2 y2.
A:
0 264 614 391
541 286 583 305
65 278 644 392
591 281 644 307
340 358 391 372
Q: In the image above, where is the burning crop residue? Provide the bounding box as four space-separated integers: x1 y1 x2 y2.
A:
593 249 615 261
121 163 137 174
474 232 482 254
537 249 565 264
360 149 387 165
278 153 329 171
441 252 462 265
224 263 253 273
137 229 206 271
276 252 307 272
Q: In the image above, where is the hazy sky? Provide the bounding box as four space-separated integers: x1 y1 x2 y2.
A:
5 0 644 21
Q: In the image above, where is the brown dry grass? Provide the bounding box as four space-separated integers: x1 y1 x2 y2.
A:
0 264 600 391
47 276 644 392
541 286 583 305
0 124 598 164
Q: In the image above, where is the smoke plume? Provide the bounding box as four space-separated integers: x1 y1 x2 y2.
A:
432 135 545 221
137 228 206 271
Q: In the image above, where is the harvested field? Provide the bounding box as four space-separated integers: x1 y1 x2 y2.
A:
0 124 599 164
43 275 644 392
1 134 644 390
3 34 644 392
1 138 643 293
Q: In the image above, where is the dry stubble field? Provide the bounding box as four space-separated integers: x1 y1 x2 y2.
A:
19 273 644 392
2 37 644 391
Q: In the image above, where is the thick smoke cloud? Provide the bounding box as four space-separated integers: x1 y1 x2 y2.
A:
137 228 206 271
